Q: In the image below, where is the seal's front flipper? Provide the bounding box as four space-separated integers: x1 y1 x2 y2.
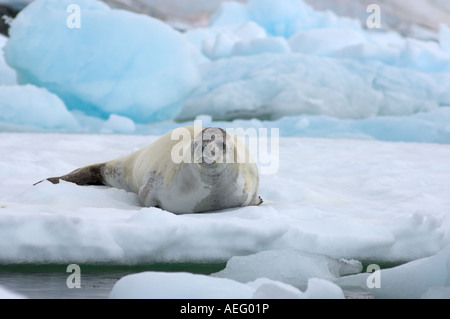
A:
257 196 263 205
34 163 106 186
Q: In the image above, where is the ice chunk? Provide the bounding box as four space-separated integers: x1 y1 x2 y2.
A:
109 271 255 299
250 278 304 299
5 0 200 123
0 84 79 130
1 132 450 268
212 249 362 289
336 245 450 299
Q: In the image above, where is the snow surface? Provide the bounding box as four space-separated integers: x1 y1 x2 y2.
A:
1 132 450 298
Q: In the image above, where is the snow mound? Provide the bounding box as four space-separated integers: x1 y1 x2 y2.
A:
4 0 200 123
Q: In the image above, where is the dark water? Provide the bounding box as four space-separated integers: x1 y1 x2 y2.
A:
0 263 226 299
1 262 378 299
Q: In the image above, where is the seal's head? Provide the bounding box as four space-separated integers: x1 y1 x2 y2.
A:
192 127 235 172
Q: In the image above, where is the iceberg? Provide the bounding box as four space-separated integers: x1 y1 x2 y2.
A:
0 34 16 85
178 0 450 125
0 84 79 130
177 53 445 122
2 133 449 265
4 0 200 123
2 0 450 139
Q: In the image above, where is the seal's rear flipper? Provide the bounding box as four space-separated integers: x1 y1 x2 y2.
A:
33 163 106 186
33 180 45 186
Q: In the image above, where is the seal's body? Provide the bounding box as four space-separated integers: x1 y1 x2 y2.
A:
39 126 262 214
